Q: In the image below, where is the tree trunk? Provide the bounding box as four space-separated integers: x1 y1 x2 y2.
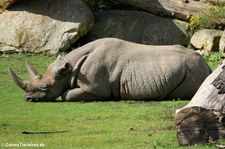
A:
176 60 225 146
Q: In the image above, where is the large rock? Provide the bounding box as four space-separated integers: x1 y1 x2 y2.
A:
190 29 223 52
0 0 94 53
0 0 17 13
86 10 190 46
111 0 214 21
220 30 225 54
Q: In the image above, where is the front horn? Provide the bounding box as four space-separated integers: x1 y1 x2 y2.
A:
8 68 27 91
25 62 42 80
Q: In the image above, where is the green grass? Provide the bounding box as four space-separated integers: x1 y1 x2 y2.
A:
202 52 223 70
0 52 222 148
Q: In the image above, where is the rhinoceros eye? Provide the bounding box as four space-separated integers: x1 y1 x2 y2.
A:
40 84 49 91
41 86 48 91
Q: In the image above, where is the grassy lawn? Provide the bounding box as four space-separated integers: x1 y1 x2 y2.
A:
0 52 222 149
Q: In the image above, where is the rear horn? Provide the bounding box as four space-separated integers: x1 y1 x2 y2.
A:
25 62 42 80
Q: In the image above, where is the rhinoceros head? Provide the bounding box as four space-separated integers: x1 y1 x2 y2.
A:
9 56 72 102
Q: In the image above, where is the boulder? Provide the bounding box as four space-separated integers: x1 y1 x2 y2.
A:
86 10 190 46
0 0 17 13
190 29 223 52
0 0 94 53
111 0 214 21
220 30 225 54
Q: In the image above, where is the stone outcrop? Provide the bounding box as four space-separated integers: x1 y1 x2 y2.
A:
111 0 215 21
220 30 225 54
190 29 223 52
0 0 94 53
86 10 190 46
0 0 17 13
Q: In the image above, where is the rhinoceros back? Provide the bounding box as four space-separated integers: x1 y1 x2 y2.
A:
119 51 186 100
76 38 210 101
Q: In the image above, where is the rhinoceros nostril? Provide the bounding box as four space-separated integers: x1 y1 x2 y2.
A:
26 97 33 102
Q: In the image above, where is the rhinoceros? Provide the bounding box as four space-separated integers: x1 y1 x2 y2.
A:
9 38 211 102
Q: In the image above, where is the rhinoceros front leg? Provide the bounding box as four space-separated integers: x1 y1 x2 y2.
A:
61 88 99 102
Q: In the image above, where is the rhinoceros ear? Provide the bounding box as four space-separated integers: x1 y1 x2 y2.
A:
56 62 71 76
56 55 62 60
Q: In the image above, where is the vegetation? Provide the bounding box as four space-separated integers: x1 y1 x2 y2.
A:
190 5 225 32
12 24 27 50
84 0 110 11
0 52 223 148
203 52 223 70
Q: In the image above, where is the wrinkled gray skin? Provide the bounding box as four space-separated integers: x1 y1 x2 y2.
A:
9 38 211 102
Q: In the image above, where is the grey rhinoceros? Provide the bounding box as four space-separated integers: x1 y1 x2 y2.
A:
9 38 211 102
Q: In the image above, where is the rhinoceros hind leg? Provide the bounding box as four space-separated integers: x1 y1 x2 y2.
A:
61 88 99 102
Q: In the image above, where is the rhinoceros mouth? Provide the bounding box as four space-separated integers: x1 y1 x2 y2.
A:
25 96 54 102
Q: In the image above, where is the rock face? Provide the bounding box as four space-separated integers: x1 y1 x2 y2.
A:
190 29 223 52
220 30 225 53
111 0 214 21
0 0 17 13
0 0 94 53
87 10 190 46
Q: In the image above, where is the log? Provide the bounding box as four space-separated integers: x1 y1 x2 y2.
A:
176 59 225 146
